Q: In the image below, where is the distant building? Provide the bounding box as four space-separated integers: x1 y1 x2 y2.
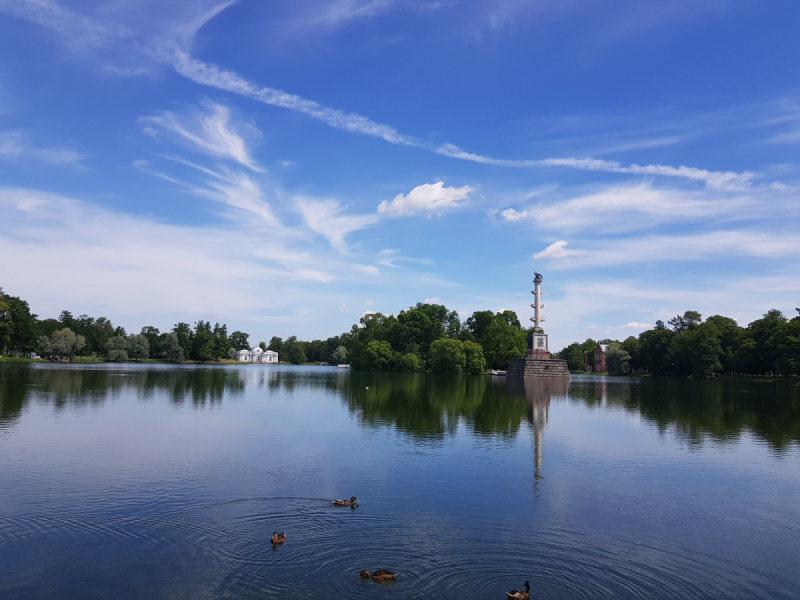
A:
584 342 609 372
236 347 279 363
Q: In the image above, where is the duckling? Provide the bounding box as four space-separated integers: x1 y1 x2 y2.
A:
360 570 398 582
333 496 358 507
507 581 530 599
271 531 286 545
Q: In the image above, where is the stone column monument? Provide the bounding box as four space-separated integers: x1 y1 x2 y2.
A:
507 271 571 378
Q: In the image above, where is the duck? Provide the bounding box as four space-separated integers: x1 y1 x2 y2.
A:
271 531 286 545
507 581 530 599
360 570 398 582
333 496 359 507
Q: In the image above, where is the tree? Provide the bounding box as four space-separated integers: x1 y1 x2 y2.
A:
172 323 192 359
397 352 422 372
0 289 11 353
37 335 52 356
50 328 85 359
691 335 723 378
161 333 185 362
229 331 251 351
140 326 161 359
227 347 237 360
259 341 268 352
639 327 674 375
465 310 495 342
282 336 306 364
621 336 640 371
605 343 631 375
362 340 394 371
430 339 466 374
669 310 702 332
332 345 348 364
558 342 586 372
106 336 129 362
127 334 150 361
462 340 486 374
481 312 526 369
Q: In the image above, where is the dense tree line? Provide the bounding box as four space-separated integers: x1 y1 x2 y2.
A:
0 287 253 363
268 302 532 373
556 309 800 378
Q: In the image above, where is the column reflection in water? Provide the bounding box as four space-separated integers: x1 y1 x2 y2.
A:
506 376 570 485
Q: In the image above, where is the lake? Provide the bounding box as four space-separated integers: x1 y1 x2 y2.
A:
1 364 799 599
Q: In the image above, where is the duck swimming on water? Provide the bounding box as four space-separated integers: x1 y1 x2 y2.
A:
271 531 286 545
360 570 397 581
507 581 530 599
333 496 358 507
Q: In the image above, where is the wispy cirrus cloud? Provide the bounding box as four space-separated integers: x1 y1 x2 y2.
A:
296 198 379 251
141 101 262 171
501 183 761 232
534 230 800 269
0 0 764 192
0 131 85 166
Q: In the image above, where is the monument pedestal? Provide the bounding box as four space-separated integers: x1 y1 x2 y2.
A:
507 357 571 378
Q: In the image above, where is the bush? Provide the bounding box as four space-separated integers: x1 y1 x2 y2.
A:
397 352 422 372
462 340 486 374
362 340 394 371
430 339 466 374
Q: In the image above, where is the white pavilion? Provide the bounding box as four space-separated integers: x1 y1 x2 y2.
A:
236 347 279 363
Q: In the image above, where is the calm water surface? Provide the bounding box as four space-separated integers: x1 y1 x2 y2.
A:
1 364 799 599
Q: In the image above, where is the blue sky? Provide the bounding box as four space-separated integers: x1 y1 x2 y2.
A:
1 0 799 349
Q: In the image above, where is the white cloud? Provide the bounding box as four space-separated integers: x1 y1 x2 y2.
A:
167 50 417 146
0 131 84 166
141 101 262 171
545 230 800 268
502 183 771 233
424 297 441 304
135 158 279 226
296 198 379 251
0 187 344 327
436 144 755 189
533 240 585 260
624 321 652 329
0 1 771 195
377 182 474 215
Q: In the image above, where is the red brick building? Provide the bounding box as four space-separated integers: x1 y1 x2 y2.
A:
584 342 609 372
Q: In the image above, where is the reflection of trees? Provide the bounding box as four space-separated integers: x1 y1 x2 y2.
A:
568 377 800 452
0 366 248 424
339 372 530 440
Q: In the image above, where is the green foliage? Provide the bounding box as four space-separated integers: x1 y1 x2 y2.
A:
229 331 250 351
332 345 348 364
0 289 11 353
49 328 86 359
362 340 394 371
161 333 185 362
397 352 422 372
430 339 466 374
605 343 631 375
558 342 586 372
106 336 129 362
282 336 306 364
462 340 486 374
140 326 161 359
480 314 527 369
127 334 150 361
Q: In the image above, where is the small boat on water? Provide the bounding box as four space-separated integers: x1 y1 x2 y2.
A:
337 364 351 369
489 369 507 376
